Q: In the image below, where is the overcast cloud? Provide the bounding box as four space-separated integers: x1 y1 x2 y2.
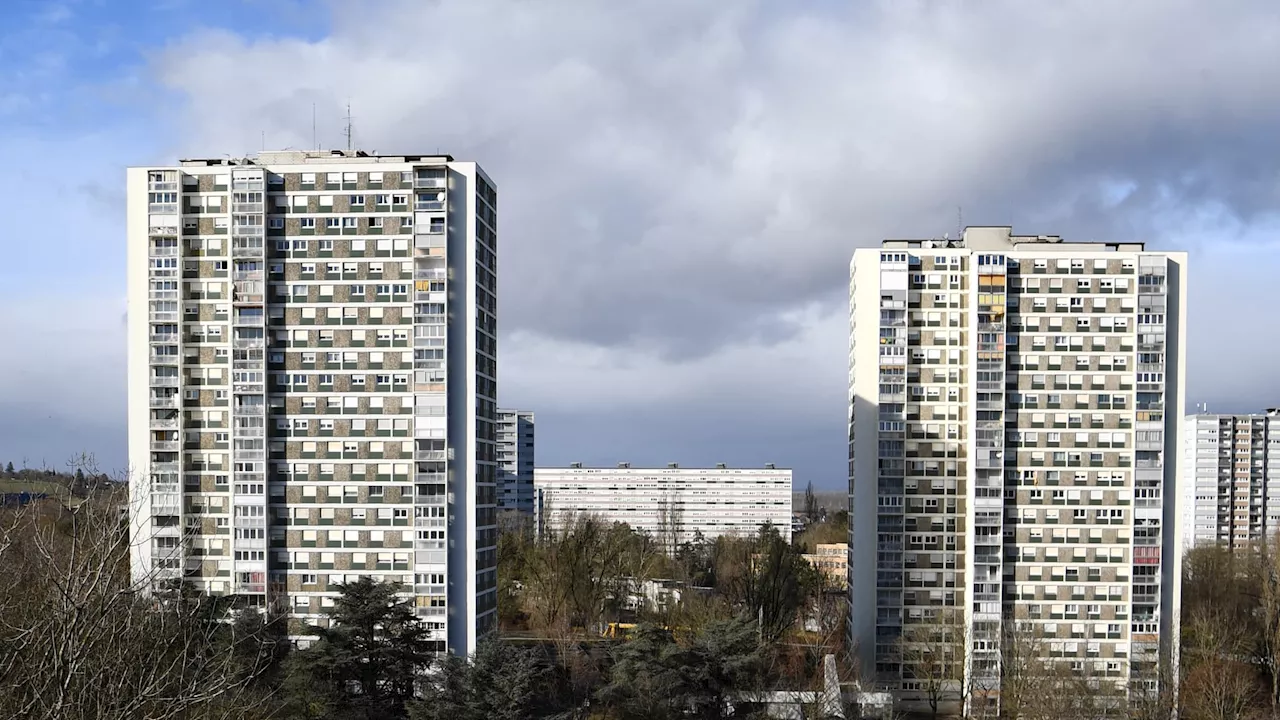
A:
2 0 1280 486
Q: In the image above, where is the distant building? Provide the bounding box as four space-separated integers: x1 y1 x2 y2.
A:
534 463 793 545
496 409 535 514
802 543 848 589
1183 410 1280 548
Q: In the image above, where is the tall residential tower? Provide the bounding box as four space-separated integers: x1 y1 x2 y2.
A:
848 227 1186 713
1183 410 1280 548
127 150 498 655
496 409 535 515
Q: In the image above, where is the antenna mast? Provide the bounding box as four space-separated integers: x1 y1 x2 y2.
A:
342 102 355 153
312 104 317 151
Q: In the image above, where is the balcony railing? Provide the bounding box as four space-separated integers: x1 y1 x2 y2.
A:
232 203 264 213
414 177 446 189
148 203 179 214
149 182 178 192
149 226 179 236
151 440 179 452
149 376 180 387
150 246 178 257
233 339 265 349
150 396 179 408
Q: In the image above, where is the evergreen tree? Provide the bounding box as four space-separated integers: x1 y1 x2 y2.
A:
2 462 11 476
597 619 768 720
410 638 570 720
281 578 436 720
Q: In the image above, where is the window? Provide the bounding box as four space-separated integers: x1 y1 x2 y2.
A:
349 195 365 205
325 217 340 228
300 218 315 229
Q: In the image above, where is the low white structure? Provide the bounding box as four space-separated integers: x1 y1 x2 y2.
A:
534 463 793 544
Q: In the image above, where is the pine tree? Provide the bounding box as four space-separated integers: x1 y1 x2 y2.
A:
281 578 437 720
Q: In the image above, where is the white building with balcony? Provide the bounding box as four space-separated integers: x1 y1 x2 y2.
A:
1183 410 1280 548
534 463 793 546
848 227 1186 713
127 150 498 655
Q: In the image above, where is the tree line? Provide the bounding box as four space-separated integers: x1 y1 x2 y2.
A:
0 489 852 720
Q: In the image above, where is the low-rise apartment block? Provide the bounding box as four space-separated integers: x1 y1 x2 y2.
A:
534 463 793 546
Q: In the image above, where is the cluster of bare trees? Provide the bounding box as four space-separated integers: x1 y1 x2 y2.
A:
1178 542 1280 720
0 480 280 720
881 541 1280 720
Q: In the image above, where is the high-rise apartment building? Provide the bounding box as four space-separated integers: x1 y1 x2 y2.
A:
1183 410 1280 548
848 227 1186 713
126 150 498 655
496 409 535 514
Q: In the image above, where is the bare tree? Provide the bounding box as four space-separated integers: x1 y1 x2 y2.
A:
0 465 279 720
898 608 966 720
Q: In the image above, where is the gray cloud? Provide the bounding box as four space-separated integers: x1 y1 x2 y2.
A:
153 1 1280 361
0 0 1250 487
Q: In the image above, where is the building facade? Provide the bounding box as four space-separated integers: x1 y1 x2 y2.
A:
802 543 849 590
1183 410 1280 548
534 463 793 546
127 150 498 655
848 227 1186 711
496 409 535 514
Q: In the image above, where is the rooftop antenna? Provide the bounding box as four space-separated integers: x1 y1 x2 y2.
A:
342 101 355 153
311 103 317 151
957 206 964 237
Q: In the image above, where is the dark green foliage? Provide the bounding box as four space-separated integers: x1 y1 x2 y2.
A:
410 638 572 720
280 577 437 720
597 619 768 720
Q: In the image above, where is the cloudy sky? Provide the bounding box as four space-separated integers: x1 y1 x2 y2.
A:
1 0 1279 488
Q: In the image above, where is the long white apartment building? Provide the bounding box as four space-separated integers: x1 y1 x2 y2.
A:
533 463 793 545
1183 410 1280 548
126 150 498 655
848 227 1186 713
496 409 535 514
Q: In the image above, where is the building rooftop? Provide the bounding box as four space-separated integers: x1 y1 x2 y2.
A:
555 462 789 471
881 225 1145 253
175 149 455 167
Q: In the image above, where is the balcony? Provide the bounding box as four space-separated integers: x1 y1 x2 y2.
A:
149 181 178 192
150 396 179 408
414 177 446 189
149 376 180 388
232 203 264 213
149 225 179 237
148 203 179 214
233 339 265 349
150 246 178 257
